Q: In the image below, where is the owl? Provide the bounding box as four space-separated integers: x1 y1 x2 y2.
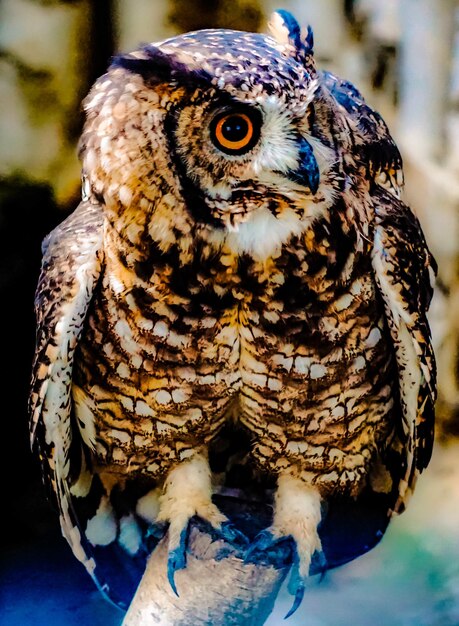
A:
30 9 436 615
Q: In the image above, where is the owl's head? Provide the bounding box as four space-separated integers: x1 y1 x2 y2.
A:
81 11 346 260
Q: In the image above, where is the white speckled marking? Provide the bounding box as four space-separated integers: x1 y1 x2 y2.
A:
155 390 172 405
310 363 328 379
335 293 354 312
365 327 382 348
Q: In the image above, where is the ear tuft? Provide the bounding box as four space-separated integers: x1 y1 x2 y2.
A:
268 10 315 72
304 24 314 55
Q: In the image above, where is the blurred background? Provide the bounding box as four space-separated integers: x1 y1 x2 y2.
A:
1 1 459 625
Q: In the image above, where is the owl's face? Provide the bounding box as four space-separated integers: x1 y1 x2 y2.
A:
81 23 344 260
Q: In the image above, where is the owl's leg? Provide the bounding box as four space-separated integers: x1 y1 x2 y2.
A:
246 473 324 617
156 452 245 595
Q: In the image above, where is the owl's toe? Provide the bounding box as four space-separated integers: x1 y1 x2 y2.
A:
245 474 325 615
167 524 189 596
244 526 325 617
202 518 248 546
157 453 233 595
285 575 306 619
165 516 247 595
284 545 327 618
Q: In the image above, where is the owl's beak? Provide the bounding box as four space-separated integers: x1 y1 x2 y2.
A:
287 138 320 194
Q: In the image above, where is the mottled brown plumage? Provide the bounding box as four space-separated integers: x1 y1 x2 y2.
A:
29 10 436 610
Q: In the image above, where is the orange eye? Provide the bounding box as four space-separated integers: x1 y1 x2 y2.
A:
210 109 260 155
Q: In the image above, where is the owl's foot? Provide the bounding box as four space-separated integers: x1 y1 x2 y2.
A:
245 474 324 617
166 518 247 594
156 453 245 595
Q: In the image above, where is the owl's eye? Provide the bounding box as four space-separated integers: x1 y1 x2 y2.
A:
210 109 260 155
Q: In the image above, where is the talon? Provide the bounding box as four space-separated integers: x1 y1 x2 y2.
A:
284 578 305 619
314 549 327 580
246 529 276 554
167 525 189 596
285 547 306 618
219 520 249 546
284 547 327 617
145 520 167 541
245 529 294 568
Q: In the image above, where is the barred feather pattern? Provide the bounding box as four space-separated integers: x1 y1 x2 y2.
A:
73 197 397 496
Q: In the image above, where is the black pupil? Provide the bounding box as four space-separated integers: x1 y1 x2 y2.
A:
221 115 249 142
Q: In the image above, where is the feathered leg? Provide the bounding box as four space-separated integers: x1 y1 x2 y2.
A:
156 451 245 594
247 473 324 617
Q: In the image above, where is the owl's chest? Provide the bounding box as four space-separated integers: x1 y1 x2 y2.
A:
80 243 385 410
195 264 387 406
73 240 395 473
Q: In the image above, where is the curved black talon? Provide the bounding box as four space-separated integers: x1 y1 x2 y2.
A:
145 520 168 541
285 549 305 619
315 549 328 582
284 579 305 619
193 517 249 548
167 526 189 597
284 548 328 618
245 529 294 568
218 520 249 547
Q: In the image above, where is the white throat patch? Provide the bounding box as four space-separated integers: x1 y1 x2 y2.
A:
207 204 319 260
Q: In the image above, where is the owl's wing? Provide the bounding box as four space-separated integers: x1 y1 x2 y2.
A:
30 202 156 607
321 70 403 196
323 69 435 509
371 186 437 513
29 201 110 596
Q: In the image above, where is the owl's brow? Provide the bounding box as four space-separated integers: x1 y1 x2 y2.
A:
111 46 215 92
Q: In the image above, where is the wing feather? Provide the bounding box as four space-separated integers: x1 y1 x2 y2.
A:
371 187 436 512
322 70 404 196
325 68 437 511
30 202 149 608
29 200 107 589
